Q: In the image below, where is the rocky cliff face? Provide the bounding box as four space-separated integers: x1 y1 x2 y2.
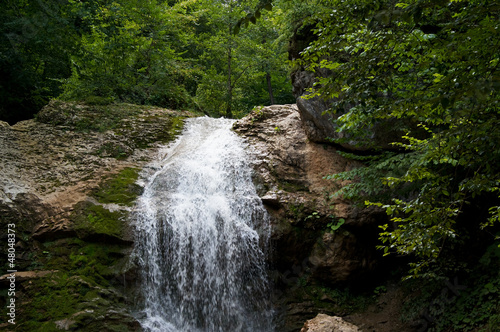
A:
0 101 190 331
234 105 391 331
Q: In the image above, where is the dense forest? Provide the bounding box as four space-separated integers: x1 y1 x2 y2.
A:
0 0 296 123
2 0 500 330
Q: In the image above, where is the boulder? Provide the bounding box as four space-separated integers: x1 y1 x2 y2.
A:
289 35 407 151
295 92 405 151
301 314 359 332
296 96 337 144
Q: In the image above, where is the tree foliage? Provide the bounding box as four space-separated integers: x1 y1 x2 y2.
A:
194 0 294 117
1 0 294 121
298 0 500 278
0 0 79 123
60 0 198 109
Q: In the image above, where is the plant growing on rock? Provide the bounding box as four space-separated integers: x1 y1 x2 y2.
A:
327 218 345 233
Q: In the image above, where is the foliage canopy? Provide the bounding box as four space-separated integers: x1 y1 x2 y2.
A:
0 0 294 122
297 0 500 278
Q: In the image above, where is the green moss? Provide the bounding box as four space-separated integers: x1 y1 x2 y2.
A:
15 238 134 328
68 243 128 282
37 102 145 132
93 167 141 206
16 267 135 331
36 238 130 289
68 167 143 241
280 180 310 193
73 104 142 133
128 114 187 149
72 202 125 241
17 273 83 329
288 203 307 222
169 115 185 137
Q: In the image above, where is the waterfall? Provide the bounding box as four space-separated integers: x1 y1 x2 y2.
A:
132 117 274 332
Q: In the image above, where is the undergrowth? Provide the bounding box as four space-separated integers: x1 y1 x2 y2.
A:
401 243 500 331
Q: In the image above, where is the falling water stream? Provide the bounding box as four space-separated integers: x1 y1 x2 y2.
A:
133 117 274 332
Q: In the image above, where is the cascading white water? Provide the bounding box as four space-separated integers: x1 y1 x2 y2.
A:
133 117 274 332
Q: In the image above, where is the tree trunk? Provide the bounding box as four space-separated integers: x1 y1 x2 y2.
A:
266 72 275 105
226 20 233 119
226 48 233 119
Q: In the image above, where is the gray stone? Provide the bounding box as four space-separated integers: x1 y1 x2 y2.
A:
291 63 407 151
301 314 360 332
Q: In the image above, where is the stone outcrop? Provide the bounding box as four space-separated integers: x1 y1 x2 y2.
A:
235 105 384 280
1 100 396 331
234 105 388 331
300 314 359 332
0 100 188 237
295 95 337 144
0 100 191 330
292 70 405 151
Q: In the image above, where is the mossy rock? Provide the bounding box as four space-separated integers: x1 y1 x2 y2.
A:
116 113 186 149
9 237 138 330
36 100 143 132
16 273 90 329
71 202 129 244
95 142 133 160
93 168 142 206
37 238 132 283
68 167 142 244
15 272 139 331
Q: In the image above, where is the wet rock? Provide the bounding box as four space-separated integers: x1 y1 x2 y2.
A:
0 101 190 239
236 104 387 331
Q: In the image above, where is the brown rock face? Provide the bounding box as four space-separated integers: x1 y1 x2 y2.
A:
300 314 359 332
308 231 378 284
235 105 388 331
0 101 191 330
0 101 189 240
234 104 383 282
